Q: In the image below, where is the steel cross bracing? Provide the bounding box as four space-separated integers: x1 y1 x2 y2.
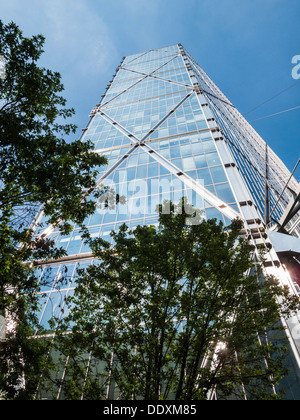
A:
31 46 300 397
100 53 184 109
37 48 245 240
36 45 299 241
89 54 242 221
36 45 262 255
118 67 192 90
35 44 294 243
34 44 300 372
123 48 180 67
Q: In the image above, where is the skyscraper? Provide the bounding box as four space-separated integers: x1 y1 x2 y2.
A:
35 44 300 399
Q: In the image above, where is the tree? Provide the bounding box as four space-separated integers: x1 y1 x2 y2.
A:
53 200 299 400
0 20 106 232
0 21 107 399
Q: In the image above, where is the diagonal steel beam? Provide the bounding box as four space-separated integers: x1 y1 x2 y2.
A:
100 54 181 109
39 121 240 241
139 142 242 222
122 52 179 71
82 89 241 227
124 50 150 67
95 108 241 223
100 74 148 109
98 111 140 144
118 67 193 89
98 90 194 145
140 91 194 143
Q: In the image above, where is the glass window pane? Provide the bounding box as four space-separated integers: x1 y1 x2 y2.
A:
191 143 203 154
210 166 228 184
215 183 236 203
197 168 213 185
202 141 216 153
136 165 148 179
182 157 196 172
206 152 221 167
194 155 208 169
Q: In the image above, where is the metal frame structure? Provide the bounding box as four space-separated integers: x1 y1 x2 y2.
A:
34 44 300 399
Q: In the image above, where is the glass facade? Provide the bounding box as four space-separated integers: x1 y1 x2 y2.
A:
34 44 300 399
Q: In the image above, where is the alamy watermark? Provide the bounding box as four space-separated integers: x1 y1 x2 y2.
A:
0 55 6 80
0 316 6 341
95 174 205 225
292 55 300 80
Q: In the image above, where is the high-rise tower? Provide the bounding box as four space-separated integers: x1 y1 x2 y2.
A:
35 44 300 399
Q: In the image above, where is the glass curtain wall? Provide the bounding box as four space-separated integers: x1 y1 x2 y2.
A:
33 44 300 400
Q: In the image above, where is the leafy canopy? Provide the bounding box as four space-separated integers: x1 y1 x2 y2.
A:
0 20 106 232
53 200 299 401
0 21 106 400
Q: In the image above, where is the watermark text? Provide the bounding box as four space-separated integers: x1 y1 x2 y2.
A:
292 55 300 80
0 55 6 80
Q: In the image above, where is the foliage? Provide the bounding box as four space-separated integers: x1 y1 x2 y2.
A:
0 21 106 399
0 20 106 232
53 200 299 400
0 390 8 400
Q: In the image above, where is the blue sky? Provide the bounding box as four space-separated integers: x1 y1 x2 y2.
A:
1 0 300 177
